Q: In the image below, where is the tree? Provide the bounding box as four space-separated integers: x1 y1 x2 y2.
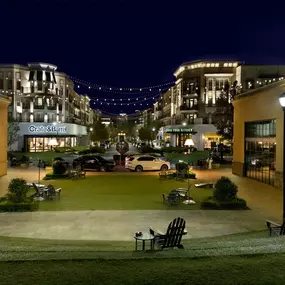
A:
8 117 20 150
213 81 234 141
90 121 109 143
107 123 118 142
138 127 152 142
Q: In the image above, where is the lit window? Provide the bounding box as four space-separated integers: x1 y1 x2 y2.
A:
233 63 238 67
224 63 228 67
206 63 211 67
191 65 194 69
228 63 233 67
215 63 219 67
210 63 215 67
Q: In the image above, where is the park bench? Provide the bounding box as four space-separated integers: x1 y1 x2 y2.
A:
266 219 285 236
150 217 187 249
195 182 214 188
68 169 86 180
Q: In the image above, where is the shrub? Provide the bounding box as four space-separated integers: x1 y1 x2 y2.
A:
161 147 184 153
7 178 29 203
175 161 189 171
54 147 73 153
0 200 39 212
140 145 155 153
213 176 238 202
201 196 247 210
43 171 69 180
78 146 105 155
52 160 67 175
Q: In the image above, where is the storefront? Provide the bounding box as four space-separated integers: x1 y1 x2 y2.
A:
232 81 284 188
13 123 88 152
161 124 219 150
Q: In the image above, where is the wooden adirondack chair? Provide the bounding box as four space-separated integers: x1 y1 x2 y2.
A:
266 219 285 236
150 217 187 249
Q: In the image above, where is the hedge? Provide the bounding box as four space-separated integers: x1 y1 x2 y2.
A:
201 196 248 210
0 200 39 212
43 171 69 180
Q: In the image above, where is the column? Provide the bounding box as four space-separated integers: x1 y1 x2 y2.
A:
0 96 10 176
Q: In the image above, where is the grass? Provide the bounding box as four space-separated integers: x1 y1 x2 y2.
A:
37 175 212 211
164 151 209 165
1 254 285 285
11 151 73 165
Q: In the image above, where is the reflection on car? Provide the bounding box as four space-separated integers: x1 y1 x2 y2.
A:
73 155 116 172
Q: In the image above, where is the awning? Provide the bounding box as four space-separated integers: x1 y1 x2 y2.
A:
204 133 221 138
164 126 197 134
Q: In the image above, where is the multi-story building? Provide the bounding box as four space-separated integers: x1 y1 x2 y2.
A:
0 62 96 152
157 60 285 150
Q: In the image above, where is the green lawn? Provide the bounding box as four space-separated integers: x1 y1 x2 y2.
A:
164 151 209 165
11 151 73 165
1 254 285 285
37 175 212 211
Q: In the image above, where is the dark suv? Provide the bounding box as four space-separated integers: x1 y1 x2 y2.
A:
73 155 116 172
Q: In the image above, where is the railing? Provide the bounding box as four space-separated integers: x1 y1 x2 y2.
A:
47 105 56 110
34 105 44 109
180 105 199 111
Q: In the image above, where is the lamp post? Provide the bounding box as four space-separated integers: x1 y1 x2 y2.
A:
279 92 285 220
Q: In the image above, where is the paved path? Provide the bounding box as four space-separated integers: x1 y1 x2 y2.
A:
0 167 282 241
0 210 265 241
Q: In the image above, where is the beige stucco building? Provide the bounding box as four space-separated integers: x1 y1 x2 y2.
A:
0 95 10 176
232 79 285 188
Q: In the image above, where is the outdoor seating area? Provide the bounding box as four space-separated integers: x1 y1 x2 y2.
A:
28 183 62 201
162 188 196 206
134 217 187 251
67 169 86 180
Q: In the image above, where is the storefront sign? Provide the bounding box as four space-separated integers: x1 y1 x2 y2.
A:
164 127 195 133
28 125 67 134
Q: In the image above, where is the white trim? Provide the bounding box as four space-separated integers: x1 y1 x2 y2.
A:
204 73 234 77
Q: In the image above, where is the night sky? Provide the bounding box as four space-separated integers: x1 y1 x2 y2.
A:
1 0 284 115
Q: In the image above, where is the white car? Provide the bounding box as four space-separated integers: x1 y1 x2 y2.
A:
125 155 170 172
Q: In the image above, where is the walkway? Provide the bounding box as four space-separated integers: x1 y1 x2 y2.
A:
0 167 282 241
0 209 265 241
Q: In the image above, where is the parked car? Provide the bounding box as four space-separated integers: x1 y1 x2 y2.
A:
73 155 116 172
125 155 170 172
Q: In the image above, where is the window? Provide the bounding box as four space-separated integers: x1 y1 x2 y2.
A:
37 71 43 81
16 72 21 91
37 98 43 106
208 79 213 91
38 81 42 91
45 72 51 82
29 71 35 81
137 157 155 161
0 72 3 89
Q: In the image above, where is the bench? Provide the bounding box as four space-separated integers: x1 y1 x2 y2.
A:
266 220 285 236
195 182 214 188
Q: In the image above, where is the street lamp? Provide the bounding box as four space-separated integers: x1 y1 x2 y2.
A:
182 122 187 126
90 127 93 132
279 92 285 220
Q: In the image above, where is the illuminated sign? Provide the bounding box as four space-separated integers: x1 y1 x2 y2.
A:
28 125 67 133
164 127 196 133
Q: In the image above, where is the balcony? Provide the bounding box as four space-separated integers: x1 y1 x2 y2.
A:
34 105 44 109
182 92 198 98
34 117 44 122
180 104 199 111
22 103 30 109
47 105 56 110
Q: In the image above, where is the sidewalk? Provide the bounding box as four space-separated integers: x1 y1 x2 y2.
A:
0 209 265 241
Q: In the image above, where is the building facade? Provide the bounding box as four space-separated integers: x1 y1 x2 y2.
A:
232 79 285 188
0 95 10 176
0 62 97 152
156 60 285 150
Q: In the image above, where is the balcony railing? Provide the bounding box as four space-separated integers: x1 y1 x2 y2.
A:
47 105 56 110
22 103 30 109
34 104 44 109
180 104 199 111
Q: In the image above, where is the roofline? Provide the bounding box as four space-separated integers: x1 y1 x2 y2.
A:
234 79 285 101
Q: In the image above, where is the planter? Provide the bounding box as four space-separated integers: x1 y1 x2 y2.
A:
212 163 220 169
